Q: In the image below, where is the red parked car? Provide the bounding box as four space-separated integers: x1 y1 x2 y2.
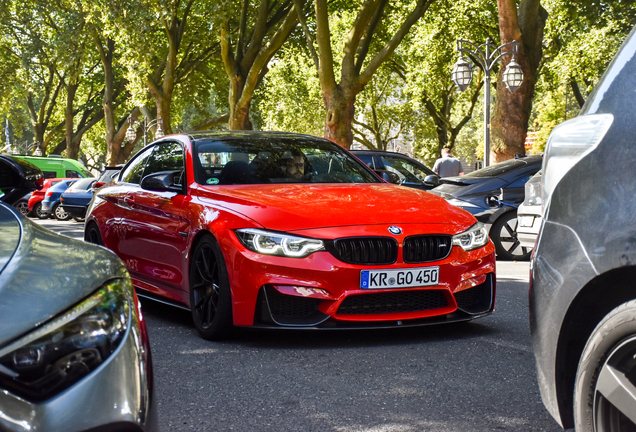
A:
85 132 496 339
27 178 73 219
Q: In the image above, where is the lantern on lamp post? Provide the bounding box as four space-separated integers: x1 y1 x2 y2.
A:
451 38 524 166
125 116 165 146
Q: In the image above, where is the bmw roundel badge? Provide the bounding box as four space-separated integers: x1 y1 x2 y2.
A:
388 226 402 235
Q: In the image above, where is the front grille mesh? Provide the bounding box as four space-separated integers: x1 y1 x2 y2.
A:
337 290 448 315
330 237 397 265
403 235 452 263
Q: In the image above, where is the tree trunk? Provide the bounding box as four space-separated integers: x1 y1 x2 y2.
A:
228 75 253 130
323 87 356 148
65 82 79 159
491 0 547 162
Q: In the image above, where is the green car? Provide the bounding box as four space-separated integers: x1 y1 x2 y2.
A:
12 155 91 179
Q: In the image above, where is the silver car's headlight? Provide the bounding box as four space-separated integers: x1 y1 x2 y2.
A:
452 222 489 251
543 114 613 208
236 228 325 258
0 278 132 402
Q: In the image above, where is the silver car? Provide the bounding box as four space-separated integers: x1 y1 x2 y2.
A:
0 155 156 432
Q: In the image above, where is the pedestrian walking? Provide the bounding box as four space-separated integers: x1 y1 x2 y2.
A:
432 147 464 177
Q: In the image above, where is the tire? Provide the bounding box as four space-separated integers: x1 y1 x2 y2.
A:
574 300 636 432
490 211 531 261
189 236 233 340
14 200 30 217
53 203 72 221
34 202 48 219
84 223 104 246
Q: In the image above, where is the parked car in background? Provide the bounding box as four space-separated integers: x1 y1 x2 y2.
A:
350 150 440 190
27 178 73 219
86 131 496 340
516 170 542 250
0 155 156 432
41 179 77 220
430 155 542 260
93 165 123 190
530 25 636 432
60 177 96 220
12 155 91 179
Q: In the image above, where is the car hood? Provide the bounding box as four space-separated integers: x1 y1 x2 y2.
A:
0 204 129 346
196 183 477 231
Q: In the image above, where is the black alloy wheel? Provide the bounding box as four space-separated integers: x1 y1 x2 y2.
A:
490 211 532 261
34 202 47 219
53 203 72 221
574 300 636 432
84 222 104 246
14 200 29 217
189 236 233 340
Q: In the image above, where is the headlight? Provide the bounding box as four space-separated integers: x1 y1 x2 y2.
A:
452 222 489 251
543 114 613 208
447 198 481 209
0 278 132 402
236 228 325 258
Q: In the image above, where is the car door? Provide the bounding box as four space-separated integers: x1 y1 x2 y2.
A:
119 141 190 295
103 145 155 269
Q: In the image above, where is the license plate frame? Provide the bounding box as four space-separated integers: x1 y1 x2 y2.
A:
360 266 440 289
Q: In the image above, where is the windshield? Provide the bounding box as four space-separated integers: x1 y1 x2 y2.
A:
193 137 380 185
462 159 528 179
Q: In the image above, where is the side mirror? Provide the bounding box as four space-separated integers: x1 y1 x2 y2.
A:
423 174 440 188
375 170 401 185
140 170 184 193
0 156 43 205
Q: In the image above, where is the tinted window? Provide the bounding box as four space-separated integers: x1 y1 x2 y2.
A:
355 154 374 167
378 155 434 185
194 137 378 185
66 170 83 178
143 142 185 184
463 159 528 178
120 146 154 184
67 178 96 191
43 171 56 179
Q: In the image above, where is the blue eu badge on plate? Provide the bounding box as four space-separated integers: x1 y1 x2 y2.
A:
360 270 369 289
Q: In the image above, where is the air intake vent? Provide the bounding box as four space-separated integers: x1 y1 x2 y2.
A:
403 235 452 263
328 237 398 265
337 290 448 315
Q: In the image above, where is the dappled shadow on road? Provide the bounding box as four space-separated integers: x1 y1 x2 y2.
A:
138 296 497 349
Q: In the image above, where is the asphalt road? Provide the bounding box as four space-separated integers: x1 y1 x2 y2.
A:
35 219 561 432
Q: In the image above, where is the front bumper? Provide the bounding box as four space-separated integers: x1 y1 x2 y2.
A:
0 299 157 432
217 226 497 329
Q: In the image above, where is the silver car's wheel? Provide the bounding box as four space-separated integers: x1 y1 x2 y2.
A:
53 203 72 221
574 300 636 432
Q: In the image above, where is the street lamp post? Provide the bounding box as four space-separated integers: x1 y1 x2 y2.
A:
451 38 524 167
125 115 165 146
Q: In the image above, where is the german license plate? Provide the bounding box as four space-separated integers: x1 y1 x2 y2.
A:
518 215 535 227
360 267 440 289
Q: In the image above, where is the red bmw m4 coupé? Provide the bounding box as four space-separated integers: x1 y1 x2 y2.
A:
85 132 496 339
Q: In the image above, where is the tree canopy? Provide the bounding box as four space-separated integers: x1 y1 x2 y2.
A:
0 0 634 168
